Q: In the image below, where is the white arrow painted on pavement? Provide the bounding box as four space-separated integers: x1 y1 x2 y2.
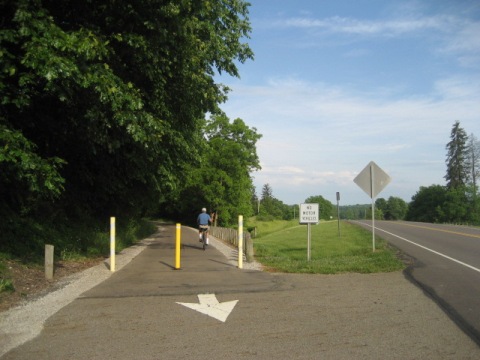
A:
176 294 238 322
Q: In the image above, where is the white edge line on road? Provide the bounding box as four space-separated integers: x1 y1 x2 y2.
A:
357 221 480 274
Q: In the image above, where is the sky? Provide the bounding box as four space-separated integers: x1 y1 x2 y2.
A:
218 0 480 206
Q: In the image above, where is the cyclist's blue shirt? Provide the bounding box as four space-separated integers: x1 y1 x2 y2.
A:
197 213 211 225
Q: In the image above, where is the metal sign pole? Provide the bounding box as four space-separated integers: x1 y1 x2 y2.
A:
307 223 311 261
336 192 340 237
300 203 318 262
354 161 391 253
370 164 375 252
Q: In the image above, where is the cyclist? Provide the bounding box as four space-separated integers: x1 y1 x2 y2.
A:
197 207 212 244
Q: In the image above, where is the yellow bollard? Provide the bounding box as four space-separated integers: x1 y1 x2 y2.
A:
110 217 116 272
238 215 243 269
175 223 181 270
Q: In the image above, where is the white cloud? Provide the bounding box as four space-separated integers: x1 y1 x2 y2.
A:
226 74 480 138
221 74 480 204
443 22 480 54
271 12 480 69
221 2 480 204
281 15 446 36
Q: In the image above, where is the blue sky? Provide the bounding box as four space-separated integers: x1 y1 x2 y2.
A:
218 0 480 206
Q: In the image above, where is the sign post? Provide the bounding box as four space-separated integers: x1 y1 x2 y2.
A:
299 203 319 261
353 161 391 251
336 192 341 237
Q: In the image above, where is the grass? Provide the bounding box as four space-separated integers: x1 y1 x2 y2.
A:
251 219 405 274
0 253 15 293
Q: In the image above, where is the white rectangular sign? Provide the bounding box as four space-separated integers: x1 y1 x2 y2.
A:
299 203 319 224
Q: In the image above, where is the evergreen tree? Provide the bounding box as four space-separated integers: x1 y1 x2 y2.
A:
261 184 273 200
257 184 291 220
445 121 469 189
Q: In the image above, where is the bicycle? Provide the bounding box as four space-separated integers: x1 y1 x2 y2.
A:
199 225 209 250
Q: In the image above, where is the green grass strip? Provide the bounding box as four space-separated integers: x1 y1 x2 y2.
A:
252 220 404 274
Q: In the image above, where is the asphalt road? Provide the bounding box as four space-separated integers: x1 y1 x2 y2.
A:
353 220 480 344
2 223 480 359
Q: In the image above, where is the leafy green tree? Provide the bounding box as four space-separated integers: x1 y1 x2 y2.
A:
304 195 333 220
166 114 261 226
375 198 388 219
366 206 384 220
385 196 408 220
339 204 369 220
1 0 254 251
0 125 65 211
203 115 261 224
406 185 448 223
445 121 469 189
442 186 469 223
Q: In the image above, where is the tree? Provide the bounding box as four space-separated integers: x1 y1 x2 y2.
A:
406 185 447 223
442 187 469 223
366 206 385 220
467 134 479 182
1 1 254 252
202 115 261 225
375 198 388 219
385 196 408 220
445 121 469 189
304 195 333 220
261 184 273 200
1 0 253 211
251 190 260 215
339 204 369 220
164 114 261 226
467 133 480 216
257 184 292 220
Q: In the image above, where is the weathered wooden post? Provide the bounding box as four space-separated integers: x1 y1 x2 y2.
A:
45 244 54 280
245 233 254 263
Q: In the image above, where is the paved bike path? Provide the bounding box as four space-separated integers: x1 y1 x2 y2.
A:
2 224 479 359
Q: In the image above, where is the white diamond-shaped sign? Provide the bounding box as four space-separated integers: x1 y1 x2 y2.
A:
354 161 391 199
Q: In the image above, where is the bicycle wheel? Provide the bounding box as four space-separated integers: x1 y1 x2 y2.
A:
202 231 207 250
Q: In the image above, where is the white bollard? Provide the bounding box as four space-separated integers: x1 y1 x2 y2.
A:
238 215 243 269
110 217 116 272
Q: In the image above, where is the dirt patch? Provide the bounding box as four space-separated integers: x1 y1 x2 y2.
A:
0 258 103 313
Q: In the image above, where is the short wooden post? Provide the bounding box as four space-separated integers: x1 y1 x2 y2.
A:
245 233 254 263
45 244 54 280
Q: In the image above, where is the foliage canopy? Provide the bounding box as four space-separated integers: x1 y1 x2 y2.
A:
0 0 256 255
